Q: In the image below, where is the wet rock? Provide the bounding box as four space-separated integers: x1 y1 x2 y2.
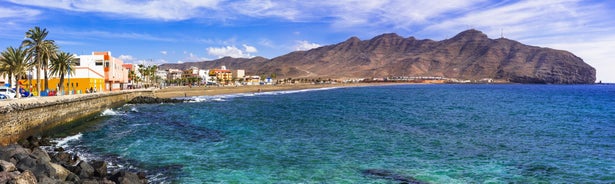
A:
362 169 428 184
12 170 37 184
0 160 16 172
51 151 79 166
109 171 146 184
65 172 80 183
91 160 108 178
128 96 186 104
74 161 94 178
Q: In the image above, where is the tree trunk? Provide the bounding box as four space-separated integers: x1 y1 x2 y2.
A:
58 76 64 95
44 66 49 90
36 61 41 96
15 74 21 99
28 68 32 93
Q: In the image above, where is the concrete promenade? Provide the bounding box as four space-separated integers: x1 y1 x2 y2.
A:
0 89 154 145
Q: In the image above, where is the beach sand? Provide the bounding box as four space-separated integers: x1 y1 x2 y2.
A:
153 83 395 98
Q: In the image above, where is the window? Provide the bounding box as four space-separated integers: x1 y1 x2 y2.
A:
95 60 103 66
73 58 81 66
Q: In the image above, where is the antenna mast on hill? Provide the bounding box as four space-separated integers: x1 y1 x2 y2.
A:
501 28 504 38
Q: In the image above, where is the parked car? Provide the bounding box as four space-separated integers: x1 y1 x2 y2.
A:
0 86 16 98
15 87 32 97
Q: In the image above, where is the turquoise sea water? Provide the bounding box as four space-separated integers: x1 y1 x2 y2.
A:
54 84 615 183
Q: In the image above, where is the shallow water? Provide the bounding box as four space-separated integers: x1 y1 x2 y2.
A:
53 84 615 183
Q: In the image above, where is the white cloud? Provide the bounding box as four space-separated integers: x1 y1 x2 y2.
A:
183 52 209 62
294 40 321 51
118 54 135 61
207 45 258 58
57 30 175 42
0 6 41 19
243 44 258 53
0 6 41 38
229 0 300 20
258 39 274 48
160 51 168 55
7 0 221 21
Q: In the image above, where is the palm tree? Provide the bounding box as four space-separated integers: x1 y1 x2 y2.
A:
40 41 58 90
49 51 75 94
21 26 55 96
0 55 12 88
0 46 33 98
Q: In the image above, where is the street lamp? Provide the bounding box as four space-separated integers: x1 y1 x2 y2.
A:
68 67 70 95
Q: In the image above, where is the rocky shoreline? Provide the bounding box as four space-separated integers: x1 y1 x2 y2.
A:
0 136 147 184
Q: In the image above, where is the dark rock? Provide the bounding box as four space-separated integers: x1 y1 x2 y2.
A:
38 137 53 147
74 161 94 178
54 147 65 152
136 172 147 180
36 175 56 184
65 172 80 182
31 162 57 181
51 151 78 166
109 171 145 184
0 144 31 161
13 153 36 172
31 147 51 163
128 96 186 104
362 169 428 184
91 160 107 177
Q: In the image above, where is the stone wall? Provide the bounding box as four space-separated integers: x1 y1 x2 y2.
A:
0 90 154 145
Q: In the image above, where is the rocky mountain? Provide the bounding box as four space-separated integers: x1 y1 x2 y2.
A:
159 29 595 84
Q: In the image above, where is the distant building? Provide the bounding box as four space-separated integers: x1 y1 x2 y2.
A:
208 67 233 84
244 75 261 85
155 70 167 85
234 70 245 80
167 69 183 81
199 70 210 84
183 66 200 79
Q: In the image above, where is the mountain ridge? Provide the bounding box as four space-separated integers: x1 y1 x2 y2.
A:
159 29 595 84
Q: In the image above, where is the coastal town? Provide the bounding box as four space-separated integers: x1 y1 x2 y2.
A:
0 50 276 98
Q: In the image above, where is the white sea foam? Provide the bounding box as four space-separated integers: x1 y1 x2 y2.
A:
101 109 121 116
186 86 341 103
54 133 83 148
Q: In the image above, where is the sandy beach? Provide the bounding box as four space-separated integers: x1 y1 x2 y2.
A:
153 83 397 98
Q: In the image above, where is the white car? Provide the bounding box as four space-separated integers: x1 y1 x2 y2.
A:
0 87 17 99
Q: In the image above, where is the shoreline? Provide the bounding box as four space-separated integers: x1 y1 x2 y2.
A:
153 82 406 99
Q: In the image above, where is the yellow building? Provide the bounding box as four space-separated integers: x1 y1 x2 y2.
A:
21 77 104 95
208 69 233 84
19 51 125 95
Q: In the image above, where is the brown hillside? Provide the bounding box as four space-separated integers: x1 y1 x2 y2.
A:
159 29 595 84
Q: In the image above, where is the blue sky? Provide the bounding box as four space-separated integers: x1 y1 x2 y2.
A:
1 0 614 82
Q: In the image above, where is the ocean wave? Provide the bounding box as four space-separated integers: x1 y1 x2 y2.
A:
186 87 341 102
54 132 83 148
101 109 124 116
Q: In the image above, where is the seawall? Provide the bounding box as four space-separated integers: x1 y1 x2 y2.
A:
0 89 155 145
